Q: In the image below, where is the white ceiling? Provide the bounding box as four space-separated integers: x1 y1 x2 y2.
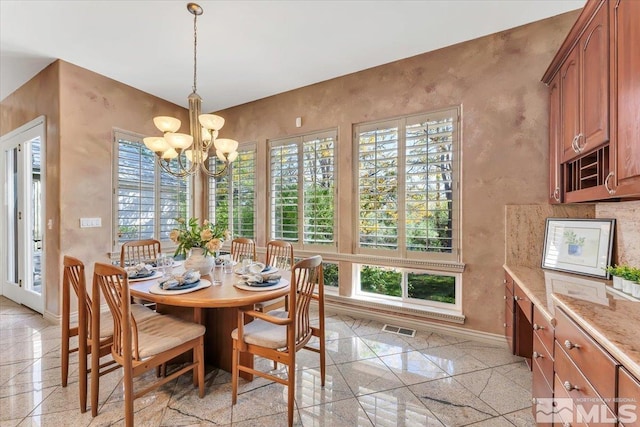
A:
0 0 584 112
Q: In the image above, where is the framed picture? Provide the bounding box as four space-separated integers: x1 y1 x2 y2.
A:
542 218 615 278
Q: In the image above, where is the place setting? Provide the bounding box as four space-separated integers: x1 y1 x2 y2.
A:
149 270 211 295
125 263 163 282
233 262 288 291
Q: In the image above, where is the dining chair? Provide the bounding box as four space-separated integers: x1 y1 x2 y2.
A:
62 256 159 415
92 262 205 427
254 240 295 313
230 237 256 263
231 255 325 427
119 239 161 267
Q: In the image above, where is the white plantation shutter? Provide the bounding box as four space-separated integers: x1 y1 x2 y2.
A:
355 107 460 261
270 141 299 242
302 133 335 246
113 130 189 249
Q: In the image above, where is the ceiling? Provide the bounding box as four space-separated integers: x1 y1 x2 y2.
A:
0 0 584 112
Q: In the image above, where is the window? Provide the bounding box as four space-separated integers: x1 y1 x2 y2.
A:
358 264 460 310
355 107 460 261
270 130 336 250
112 130 189 249
208 144 256 239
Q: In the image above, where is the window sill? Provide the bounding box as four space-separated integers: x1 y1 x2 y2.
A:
324 294 465 324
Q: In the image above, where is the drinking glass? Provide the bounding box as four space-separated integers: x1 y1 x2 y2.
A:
223 259 234 274
162 255 174 277
212 263 223 285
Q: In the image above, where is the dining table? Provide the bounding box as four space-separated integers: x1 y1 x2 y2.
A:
128 265 290 380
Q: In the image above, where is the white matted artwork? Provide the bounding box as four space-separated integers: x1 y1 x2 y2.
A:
542 218 615 278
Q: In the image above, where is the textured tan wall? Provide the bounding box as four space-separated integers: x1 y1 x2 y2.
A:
596 201 640 265
214 11 581 334
1 62 61 316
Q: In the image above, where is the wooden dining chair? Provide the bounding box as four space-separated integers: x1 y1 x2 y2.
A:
255 240 295 313
62 256 160 415
230 237 256 263
119 239 161 267
92 262 205 427
231 255 325 427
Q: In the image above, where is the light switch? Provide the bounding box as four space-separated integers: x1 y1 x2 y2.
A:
80 217 102 228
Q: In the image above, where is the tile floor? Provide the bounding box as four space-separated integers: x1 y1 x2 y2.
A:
0 296 536 426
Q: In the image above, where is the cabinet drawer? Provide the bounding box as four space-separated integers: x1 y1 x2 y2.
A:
505 299 515 355
533 305 554 357
533 333 553 390
555 308 617 406
618 367 640 427
532 359 553 427
505 272 514 295
553 373 589 427
514 284 532 323
555 341 616 418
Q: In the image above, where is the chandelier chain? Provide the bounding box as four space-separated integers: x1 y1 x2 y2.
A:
192 11 198 93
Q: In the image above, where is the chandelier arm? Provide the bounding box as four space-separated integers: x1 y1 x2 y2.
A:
176 150 199 175
157 156 195 178
200 160 230 178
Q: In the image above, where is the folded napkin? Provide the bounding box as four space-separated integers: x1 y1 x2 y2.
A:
248 262 266 274
159 270 201 290
240 271 282 287
125 263 154 278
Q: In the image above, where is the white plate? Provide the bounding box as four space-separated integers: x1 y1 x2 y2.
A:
149 279 211 295
128 271 163 282
150 259 185 270
234 278 289 292
234 266 278 276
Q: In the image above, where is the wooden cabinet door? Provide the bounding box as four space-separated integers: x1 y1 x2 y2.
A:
580 2 609 154
549 73 562 203
561 48 581 163
611 0 640 197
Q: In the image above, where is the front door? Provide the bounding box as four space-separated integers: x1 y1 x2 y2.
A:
1 117 45 313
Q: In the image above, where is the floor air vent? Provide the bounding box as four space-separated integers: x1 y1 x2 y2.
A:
382 324 416 338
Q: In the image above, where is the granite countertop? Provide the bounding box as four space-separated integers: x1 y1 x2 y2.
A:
504 264 640 380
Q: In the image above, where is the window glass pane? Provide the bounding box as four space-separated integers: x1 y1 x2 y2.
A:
159 172 188 240
358 127 399 250
405 117 454 253
232 149 256 238
407 272 456 304
359 265 401 297
209 157 230 229
270 143 299 242
323 262 338 288
303 136 335 245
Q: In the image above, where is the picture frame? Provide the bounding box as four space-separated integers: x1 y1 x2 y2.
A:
542 218 615 278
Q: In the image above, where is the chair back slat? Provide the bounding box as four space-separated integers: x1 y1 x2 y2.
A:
290 255 323 346
63 256 94 335
120 239 161 267
265 240 294 270
93 263 139 362
230 238 256 263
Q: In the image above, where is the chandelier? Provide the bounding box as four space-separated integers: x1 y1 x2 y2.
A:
143 2 238 178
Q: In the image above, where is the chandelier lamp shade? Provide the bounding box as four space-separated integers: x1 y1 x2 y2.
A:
143 2 238 178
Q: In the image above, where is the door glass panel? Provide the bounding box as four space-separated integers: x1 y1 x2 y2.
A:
5 147 18 284
30 138 42 295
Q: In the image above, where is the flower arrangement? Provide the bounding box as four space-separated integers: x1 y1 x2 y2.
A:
170 217 230 257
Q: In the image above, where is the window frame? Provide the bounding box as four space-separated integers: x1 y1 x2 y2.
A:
268 129 338 252
353 107 461 262
111 129 191 252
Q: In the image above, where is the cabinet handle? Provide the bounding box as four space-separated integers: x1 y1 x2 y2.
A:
604 172 616 195
552 187 560 202
564 339 581 350
563 423 571 427
514 295 521 301
563 380 579 391
533 323 545 331
571 135 579 153
575 133 585 152
503 322 507 328
532 351 543 359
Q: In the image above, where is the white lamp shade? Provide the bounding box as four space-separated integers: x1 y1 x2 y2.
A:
227 150 239 162
199 114 225 131
185 149 208 162
215 150 227 162
153 116 181 133
211 129 219 140
143 136 170 153
214 138 239 153
164 132 193 150
161 148 179 159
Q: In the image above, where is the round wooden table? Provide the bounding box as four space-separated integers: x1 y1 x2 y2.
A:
129 270 290 378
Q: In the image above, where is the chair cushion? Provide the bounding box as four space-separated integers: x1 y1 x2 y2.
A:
231 310 289 349
136 315 205 359
97 304 158 339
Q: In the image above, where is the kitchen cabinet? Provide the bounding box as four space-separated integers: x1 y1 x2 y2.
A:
542 0 639 202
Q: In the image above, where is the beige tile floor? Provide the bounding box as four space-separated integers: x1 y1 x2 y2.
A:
0 296 536 426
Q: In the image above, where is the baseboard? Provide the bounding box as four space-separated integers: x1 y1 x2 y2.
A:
43 309 60 324
324 299 508 347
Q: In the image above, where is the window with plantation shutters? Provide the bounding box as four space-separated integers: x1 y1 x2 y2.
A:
112 130 189 250
270 130 336 250
355 107 460 261
208 145 256 239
